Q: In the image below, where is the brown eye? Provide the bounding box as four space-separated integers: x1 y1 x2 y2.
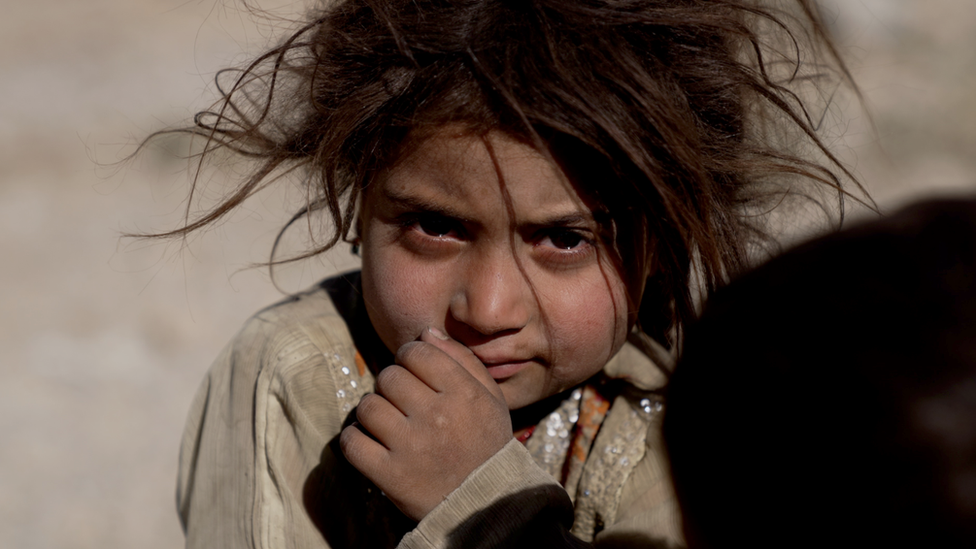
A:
414 215 459 238
533 227 596 268
545 229 586 250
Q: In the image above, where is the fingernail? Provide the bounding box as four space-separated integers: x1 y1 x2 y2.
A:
427 326 449 340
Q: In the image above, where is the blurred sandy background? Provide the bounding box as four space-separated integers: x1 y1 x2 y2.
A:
1 1 974 548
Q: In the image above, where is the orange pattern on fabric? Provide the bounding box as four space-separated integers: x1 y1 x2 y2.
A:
562 384 611 486
354 350 367 377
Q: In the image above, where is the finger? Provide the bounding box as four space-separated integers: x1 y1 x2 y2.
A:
374 364 436 415
396 336 497 396
355 393 409 449
418 327 504 401
394 340 462 394
339 422 391 481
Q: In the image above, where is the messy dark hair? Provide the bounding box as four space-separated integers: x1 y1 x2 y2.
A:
137 0 869 346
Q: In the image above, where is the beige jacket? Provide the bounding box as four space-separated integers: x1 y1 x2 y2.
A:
177 274 682 548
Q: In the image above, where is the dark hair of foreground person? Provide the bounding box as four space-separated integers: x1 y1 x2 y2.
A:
664 197 976 548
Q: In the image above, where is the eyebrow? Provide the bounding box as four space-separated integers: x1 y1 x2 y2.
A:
382 188 597 229
382 188 474 223
520 214 594 231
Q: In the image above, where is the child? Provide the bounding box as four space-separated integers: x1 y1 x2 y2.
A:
152 1 863 547
664 198 976 548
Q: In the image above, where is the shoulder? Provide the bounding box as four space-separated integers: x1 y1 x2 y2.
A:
224 273 361 374
235 276 351 360
206 272 374 434
178 273 375 545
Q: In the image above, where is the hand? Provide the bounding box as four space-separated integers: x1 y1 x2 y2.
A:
339 327 514 521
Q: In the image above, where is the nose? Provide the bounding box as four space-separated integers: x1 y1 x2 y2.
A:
449 248 533 338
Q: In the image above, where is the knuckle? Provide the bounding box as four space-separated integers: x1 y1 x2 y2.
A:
356 393 382 418
375 364 405 392
395 340 434 366
338 426 362 460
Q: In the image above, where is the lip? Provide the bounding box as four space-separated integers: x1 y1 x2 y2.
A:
481 360 532 380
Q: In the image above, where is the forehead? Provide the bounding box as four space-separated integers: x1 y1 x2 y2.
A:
376 131 589 219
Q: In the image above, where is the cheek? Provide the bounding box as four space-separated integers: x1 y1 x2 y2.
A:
544 270 630 377
361 242 448 351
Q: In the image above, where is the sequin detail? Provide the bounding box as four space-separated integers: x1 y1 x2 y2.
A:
521 384 612 501
524 391 586 479
325 349 374 419
638 396 664 418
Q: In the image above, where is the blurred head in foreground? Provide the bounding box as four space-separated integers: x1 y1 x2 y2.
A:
664 198 976 548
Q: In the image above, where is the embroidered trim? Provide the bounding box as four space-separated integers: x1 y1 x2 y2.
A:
523 388 584 480
570 391 664 541
563 385 612 499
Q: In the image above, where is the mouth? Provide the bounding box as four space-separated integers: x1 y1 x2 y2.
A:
480 359 533 381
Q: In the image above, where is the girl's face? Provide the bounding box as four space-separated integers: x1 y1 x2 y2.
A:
360 131 632 411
